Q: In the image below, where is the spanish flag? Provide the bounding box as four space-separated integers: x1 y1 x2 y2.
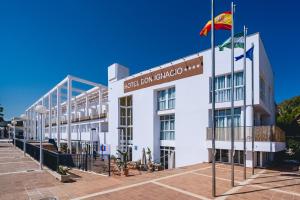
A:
200 11 232 36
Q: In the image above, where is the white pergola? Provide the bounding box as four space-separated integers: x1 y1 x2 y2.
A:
25 75 108 153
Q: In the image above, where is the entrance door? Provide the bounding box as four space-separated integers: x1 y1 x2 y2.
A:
234 150 244 165
221 149 229 163
256 152 261 167
160 146 175 169
128 146 132 161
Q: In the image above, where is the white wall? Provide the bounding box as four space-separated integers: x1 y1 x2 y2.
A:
107 33 279 168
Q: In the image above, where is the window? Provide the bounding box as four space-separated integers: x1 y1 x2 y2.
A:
160 146 175 169
158 90 166 110
119 96 133 161
160 114 175 140
119 96 133 143
234 72 244 101
215 149 229 163
210 72 244 103
269 87 272 107
233 150 244 165
168 87 176 109
260 77 265 101
157 87 175 110
215 108 241 127
215 149 242 164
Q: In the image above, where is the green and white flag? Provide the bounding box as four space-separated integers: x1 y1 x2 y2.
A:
219 32 244 51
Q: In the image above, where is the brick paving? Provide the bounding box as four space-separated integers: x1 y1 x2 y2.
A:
0 142 62 200
0 141 300 200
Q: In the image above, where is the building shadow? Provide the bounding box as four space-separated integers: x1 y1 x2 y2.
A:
244 177 300 186
217 182 300 197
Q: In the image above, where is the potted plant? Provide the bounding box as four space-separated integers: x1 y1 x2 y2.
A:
57 165 71 182
146 147 154 172
117 150 129 176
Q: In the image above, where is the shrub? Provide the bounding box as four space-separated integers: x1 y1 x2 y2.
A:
58 165 69 175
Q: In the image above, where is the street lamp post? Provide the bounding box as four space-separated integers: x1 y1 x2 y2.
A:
35 105 48 170
11 120 17 148
20 114 28 157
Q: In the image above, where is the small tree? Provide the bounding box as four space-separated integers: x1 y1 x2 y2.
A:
117 150 128 169
116 150 129 176
146 147 152 163
287 139 300 160
277 96 300 138
146 147 154 172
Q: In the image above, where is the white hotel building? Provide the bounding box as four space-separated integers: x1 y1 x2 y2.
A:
24 33 285 169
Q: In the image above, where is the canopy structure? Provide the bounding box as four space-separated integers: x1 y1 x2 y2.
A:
25 75 108 153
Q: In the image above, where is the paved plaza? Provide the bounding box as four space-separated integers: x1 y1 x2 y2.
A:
0 142 300 200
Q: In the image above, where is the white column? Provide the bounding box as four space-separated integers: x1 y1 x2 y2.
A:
32 109 35 139
41 100 45 141
67 79 72 153
30 109 33 139
27 111 30 139
35 108 38 140
39 113 43 170
98 89 102 145
74 96 77 121
31 109 34 140
48 94 52 139
98 89 102 116
246 105 254 167
57 87 61 151
246 106 254 127
24 111 28 140
28 110 31 139
85 94 89 117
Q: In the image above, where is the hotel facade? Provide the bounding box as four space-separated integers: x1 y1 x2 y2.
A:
24 33 285 169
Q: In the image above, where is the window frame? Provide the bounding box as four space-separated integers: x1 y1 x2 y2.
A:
160 114 175 140
157 87 176 111
119 96 133 142
209 71 245 103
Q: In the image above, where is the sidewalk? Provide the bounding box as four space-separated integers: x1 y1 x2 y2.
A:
0 143 61 199
1 142 300 200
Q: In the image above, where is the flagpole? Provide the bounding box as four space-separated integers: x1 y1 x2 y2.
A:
211 0 216 197
251 42 255 175
230 1 235 187
243 25 247 180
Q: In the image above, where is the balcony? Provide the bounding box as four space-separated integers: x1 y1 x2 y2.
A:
206 126 285 143
45 113 108 127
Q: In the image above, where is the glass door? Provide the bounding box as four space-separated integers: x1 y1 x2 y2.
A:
256 152 261 167
160 146 175 169
234 150 244 165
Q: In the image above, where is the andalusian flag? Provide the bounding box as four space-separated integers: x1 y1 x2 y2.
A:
200 11 232 36
219 32 244 51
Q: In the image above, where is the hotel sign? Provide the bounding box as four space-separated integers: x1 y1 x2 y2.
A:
124 56 203 93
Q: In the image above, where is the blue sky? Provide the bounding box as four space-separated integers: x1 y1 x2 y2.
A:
0 0 299 120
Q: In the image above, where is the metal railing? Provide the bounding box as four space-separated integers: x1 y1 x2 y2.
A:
206 125 285 142
14 139 111 175
45 113 108 127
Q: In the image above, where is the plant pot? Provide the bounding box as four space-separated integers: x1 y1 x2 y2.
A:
123 168 129 176
59 174 71 182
